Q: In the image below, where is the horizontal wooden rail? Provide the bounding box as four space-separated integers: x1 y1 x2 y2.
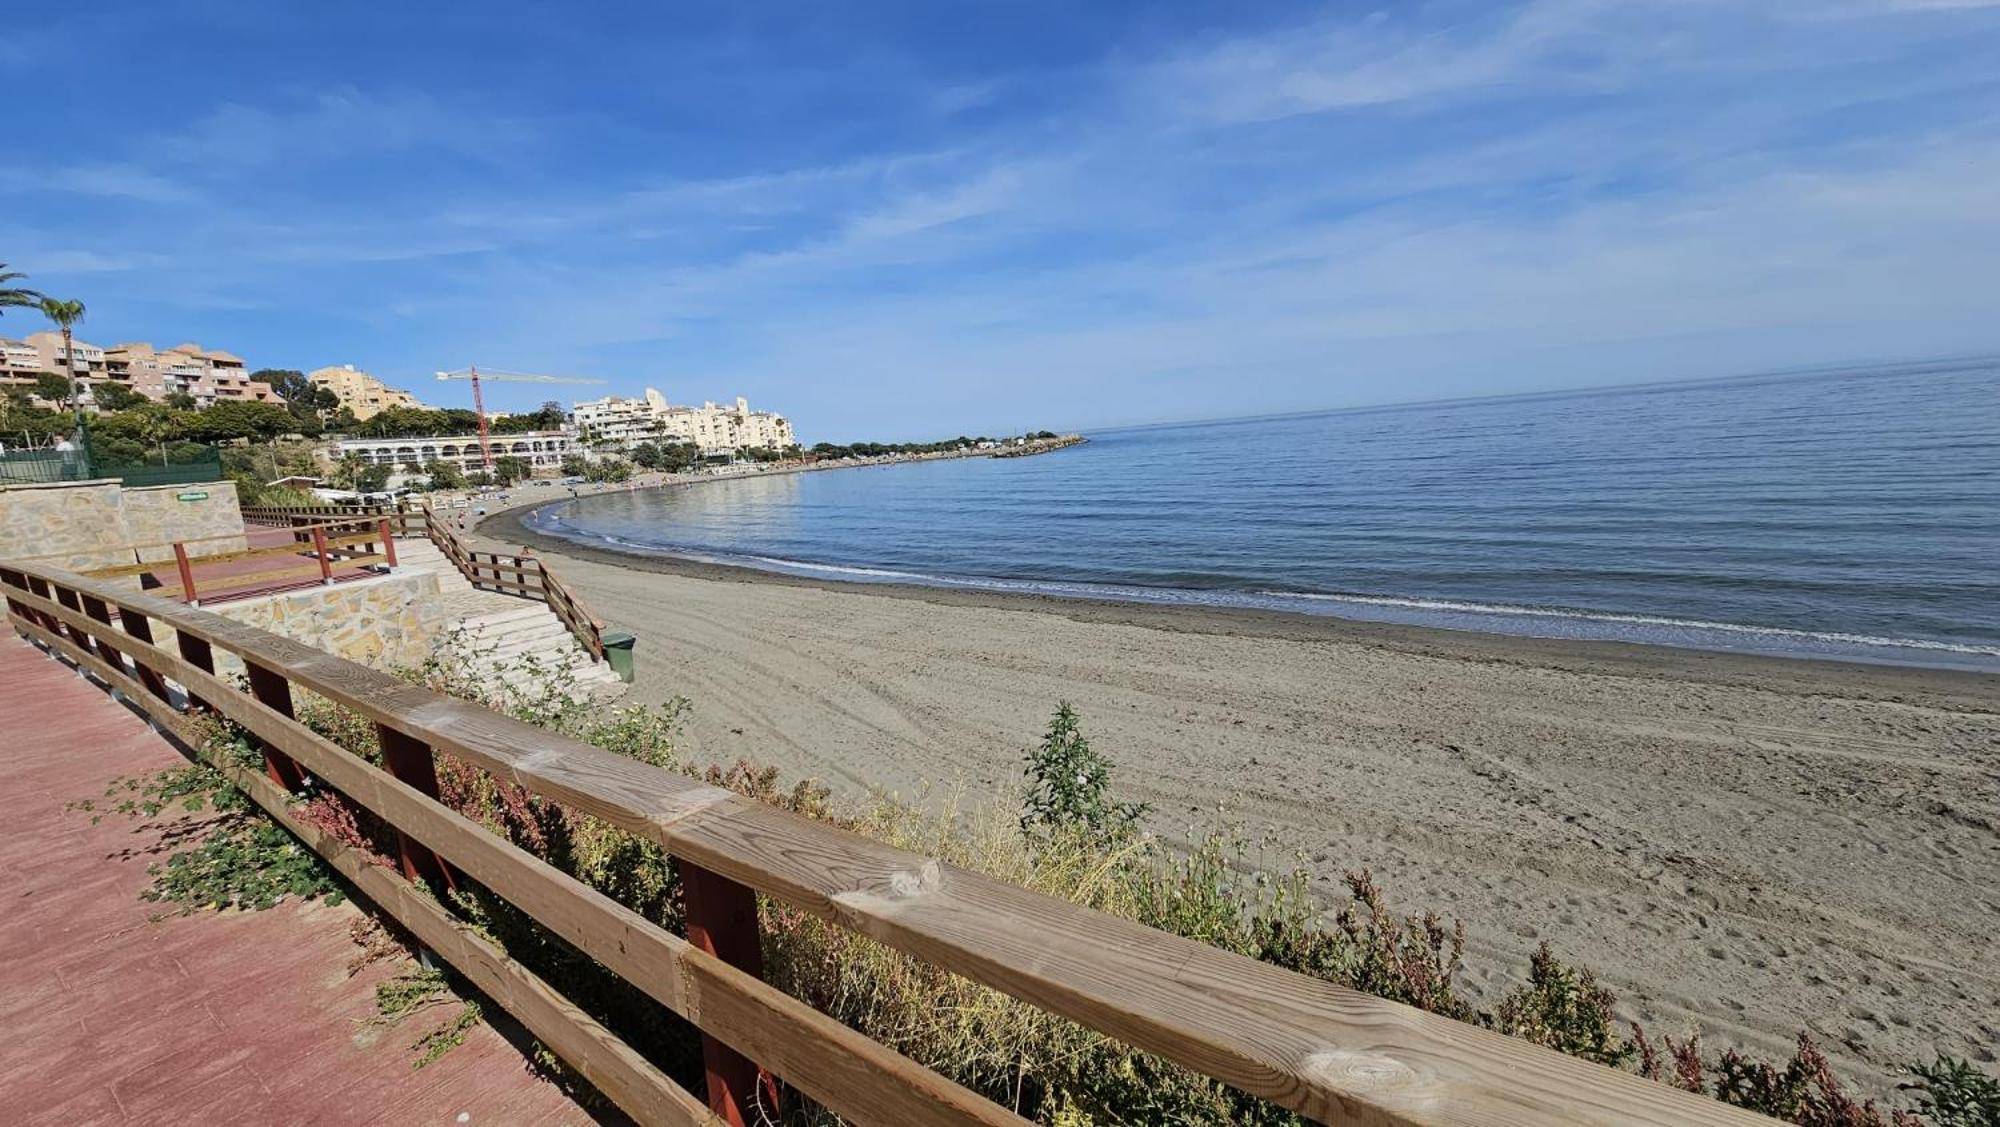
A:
1 559 1772 1126
82 530 385 581
242 502 604 660
3 567 1022 1127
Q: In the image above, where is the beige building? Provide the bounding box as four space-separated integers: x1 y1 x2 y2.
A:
100 340 278 407
26 331 110 385
573 388 796 455
2 333 278 409
308 364 425 420
1 337 43 388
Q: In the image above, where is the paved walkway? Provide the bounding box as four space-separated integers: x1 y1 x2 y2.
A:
0 631 596 1125
140 524 383 605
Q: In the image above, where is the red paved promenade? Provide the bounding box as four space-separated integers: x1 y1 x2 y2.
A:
0 632 594 1125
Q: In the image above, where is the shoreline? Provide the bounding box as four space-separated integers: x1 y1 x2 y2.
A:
467 483 1998 1093
484 492 1999 706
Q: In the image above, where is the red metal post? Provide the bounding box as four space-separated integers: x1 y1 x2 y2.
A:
115 607 173 702
310 525 334 585
682 863 771 1126
376 725 458 892
378 519 398 567
244 661 308 792
173 541 199 605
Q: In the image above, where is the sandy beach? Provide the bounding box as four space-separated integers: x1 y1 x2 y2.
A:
483 499 2000 1094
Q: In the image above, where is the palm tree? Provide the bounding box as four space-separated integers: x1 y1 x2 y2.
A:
0 263 42 316
37 297 89 467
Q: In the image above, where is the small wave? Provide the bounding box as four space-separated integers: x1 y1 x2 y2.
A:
527 523 2000 669
1267 591 2000 657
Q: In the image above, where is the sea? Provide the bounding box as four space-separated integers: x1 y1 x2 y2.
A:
526 359 2000 672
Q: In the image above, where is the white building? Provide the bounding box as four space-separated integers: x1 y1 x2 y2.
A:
572 388 674 445
573 388 795 455
332 430 576 476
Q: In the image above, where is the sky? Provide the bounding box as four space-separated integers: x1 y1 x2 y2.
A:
6 0 2000 441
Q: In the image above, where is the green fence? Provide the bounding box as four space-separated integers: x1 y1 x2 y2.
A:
0 449 82 485
0 446 225 488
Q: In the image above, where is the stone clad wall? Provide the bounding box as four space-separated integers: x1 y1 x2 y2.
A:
209 570 447 674
0 478 245 571
120 484 248 563
0 481 131 571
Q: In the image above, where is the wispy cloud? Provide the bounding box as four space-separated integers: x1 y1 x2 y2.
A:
7 0 2000 434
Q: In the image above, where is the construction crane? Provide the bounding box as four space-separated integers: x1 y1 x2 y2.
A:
435 366 605 470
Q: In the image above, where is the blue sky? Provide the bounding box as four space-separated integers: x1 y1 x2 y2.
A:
7 1 1999 440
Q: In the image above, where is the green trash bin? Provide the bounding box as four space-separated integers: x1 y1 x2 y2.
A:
601 630 637 683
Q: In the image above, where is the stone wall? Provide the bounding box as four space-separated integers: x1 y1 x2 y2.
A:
207 569 447 675
120 483 248 563
0 478 245 571
0 481 131 571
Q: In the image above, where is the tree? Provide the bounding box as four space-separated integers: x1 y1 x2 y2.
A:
330 452 371 490
492 455 530 486
423 459 467 491
560 453 590 478
249 368 310 402
164 391 197 411
584 457 632 483
0 263 42 316
37 297 87 448
91 382 147 412
184 400 296 443
32 372 73 409
492 400 568 434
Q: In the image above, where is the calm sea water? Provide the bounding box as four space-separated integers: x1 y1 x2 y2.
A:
529 361 2000 671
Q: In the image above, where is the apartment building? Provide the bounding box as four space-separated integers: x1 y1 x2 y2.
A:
571 388 673 444
101 341 279 407
0 337 42 386
308 364 426 421
25 331 109 382
572 388 796 455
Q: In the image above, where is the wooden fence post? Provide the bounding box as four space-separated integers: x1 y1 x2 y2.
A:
115 607 173 703
51 585 94 653
78 594 128 680
376 724 457 892
22 576 61 635
682 863 772 1126
378 519 399 568
175 631 216 714
244 661 309 792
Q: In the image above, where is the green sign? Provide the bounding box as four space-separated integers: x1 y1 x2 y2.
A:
176 490 209 502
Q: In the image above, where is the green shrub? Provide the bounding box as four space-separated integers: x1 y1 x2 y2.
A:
1906 1058 2000 1127
1020 701 1148 842
1493 943 1634 1067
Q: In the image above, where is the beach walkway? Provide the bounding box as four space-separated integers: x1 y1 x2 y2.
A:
0 631 592 1126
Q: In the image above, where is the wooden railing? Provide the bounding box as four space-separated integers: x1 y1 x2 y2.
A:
66 517 401 607
0 559 1769 1126
242 503 606 660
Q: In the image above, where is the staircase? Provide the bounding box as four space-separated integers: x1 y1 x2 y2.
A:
394 538 623 699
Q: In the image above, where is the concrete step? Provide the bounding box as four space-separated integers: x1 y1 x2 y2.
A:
460 604 558 630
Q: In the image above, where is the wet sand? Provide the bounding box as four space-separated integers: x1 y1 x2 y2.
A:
485 498 2000 1093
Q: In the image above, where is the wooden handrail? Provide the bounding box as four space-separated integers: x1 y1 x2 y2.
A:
0 558 1772 1126
240 502 608 661
2 568 1012 1126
